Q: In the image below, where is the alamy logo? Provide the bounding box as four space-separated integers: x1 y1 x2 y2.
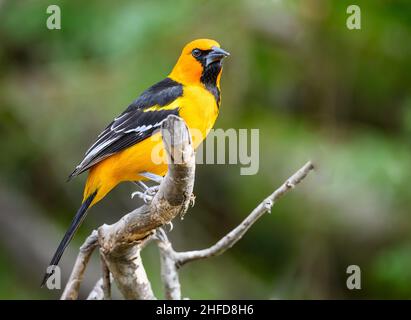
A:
46 5 61 30
346 265 361 290
151 127 260 175
346 5 361 30
45 265 61 290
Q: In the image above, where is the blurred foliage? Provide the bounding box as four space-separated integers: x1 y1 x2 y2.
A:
1 0 411 299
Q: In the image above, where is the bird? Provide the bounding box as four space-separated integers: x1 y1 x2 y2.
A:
41 38 229 286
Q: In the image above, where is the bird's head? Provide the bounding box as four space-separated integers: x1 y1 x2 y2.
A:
169 39 230 87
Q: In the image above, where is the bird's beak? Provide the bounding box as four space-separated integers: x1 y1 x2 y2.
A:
205 46 230 66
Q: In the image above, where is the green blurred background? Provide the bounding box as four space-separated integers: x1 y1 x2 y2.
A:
1 0 411 299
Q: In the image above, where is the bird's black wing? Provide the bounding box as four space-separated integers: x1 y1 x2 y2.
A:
68 78 183 179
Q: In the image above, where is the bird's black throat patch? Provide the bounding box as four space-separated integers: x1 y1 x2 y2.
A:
193 50 222 105
200 62 221 106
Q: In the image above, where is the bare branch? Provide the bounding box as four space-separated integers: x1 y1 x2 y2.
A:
87 274 116 300
102 241 155 299
100 251 111 300
96 115 195 299
86 279 104 300
63 114 313 301
175 161 314 266
156 229 181 300
61 230 99 300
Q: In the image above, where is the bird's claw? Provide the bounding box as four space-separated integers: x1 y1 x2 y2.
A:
131 191 152 203
131 185 159 203
166 221 174 232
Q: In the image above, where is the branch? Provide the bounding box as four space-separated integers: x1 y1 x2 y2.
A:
85 273 114 300
150 161 314 300
61 114 314 300
156 229 181 300
86 278 104 300
100 251 111 300
97 115 195 299
60 230 98 300
61 115 195 300
174 161 314 266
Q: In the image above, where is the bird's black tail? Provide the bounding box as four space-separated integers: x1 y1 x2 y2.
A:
41 191 97 287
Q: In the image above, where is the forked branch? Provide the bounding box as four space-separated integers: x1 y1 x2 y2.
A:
61 115 314 300
61 115 195 300
155 161 314 299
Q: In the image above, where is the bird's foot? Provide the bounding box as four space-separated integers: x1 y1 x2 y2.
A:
131 172 164 203
131 181 160 204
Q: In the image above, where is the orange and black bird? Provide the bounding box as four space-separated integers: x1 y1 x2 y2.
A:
41 39 229 285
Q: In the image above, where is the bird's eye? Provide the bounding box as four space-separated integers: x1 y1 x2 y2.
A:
192 49 201 58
